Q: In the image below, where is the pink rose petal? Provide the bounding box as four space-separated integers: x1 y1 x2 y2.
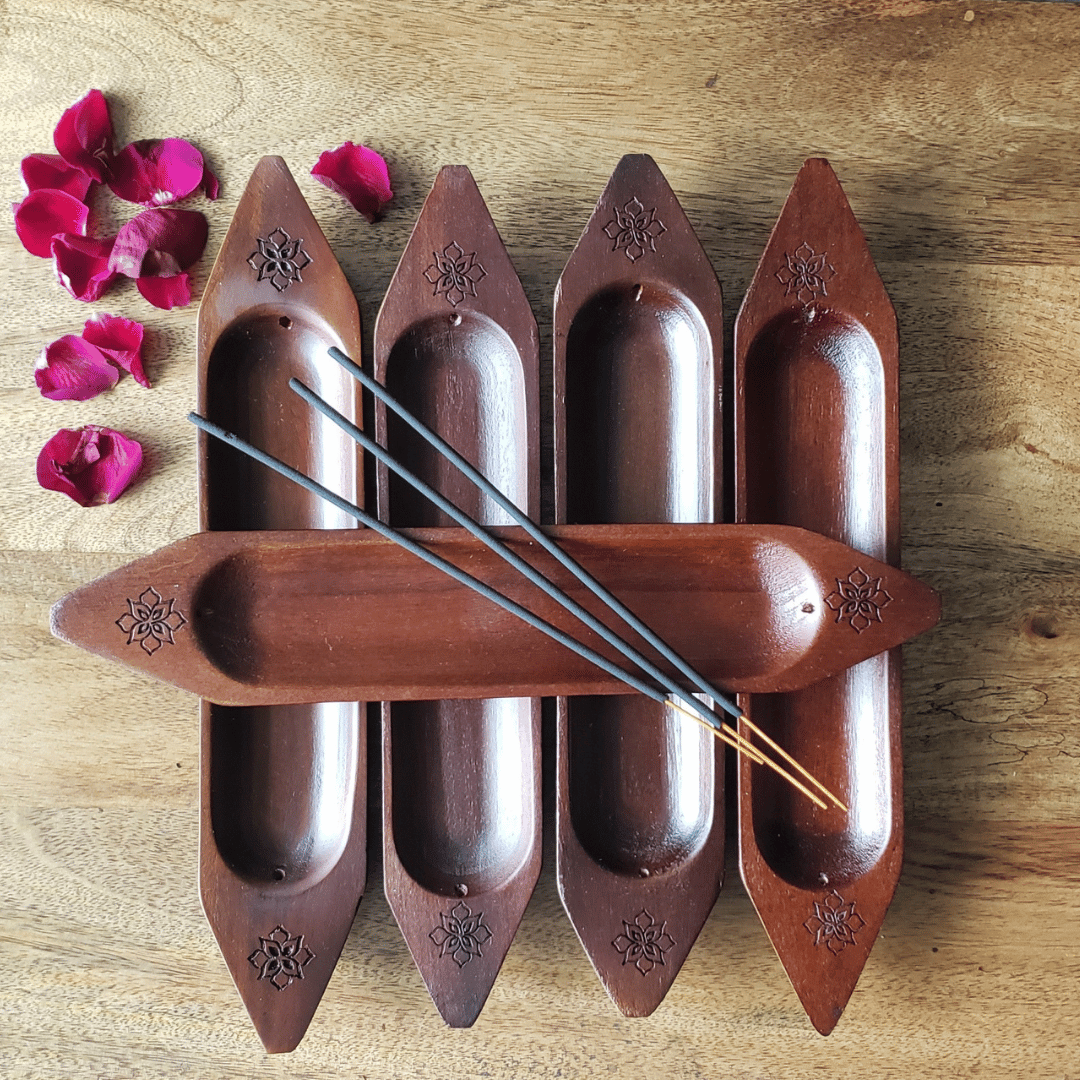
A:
34 335 120 401
108 138 206 206
108 207 208 278
13 188 89 257
201 163 220 200
52 233 118 302
54 89 114 183
37 425 142 506
137 273 192 309
82 313 149 387
20 153 94 200
311 142 393 223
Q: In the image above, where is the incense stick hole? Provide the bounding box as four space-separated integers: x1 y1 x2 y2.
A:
279 316 292 329
802 603 815 613
449 312 462 326
455 883 468 897
273 867 286 881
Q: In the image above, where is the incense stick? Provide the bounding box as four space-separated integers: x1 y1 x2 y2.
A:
288 376 773 772
188 411 828 809
325 346 847 812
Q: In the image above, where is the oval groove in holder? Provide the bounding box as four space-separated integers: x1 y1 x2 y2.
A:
195 156 366 1053
553 154 726 1017
373 165 542 1027
734 157 902 1035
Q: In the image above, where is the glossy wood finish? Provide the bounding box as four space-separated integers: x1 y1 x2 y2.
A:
734 158 901 1035
195 157 366 1052
50 523 939 706
553 155 725 1016
373 166 541 1027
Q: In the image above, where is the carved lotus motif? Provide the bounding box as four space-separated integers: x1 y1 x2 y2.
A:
825 566 893 633
804 890 867 955
115 586 186 655
423 241 487 306
248 924 315 990
612 909 675 975
429 901 492 967
602 197 666 262
247 227 312 291
775 241 836 305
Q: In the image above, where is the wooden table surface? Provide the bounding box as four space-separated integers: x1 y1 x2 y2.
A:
2 1 1079 1076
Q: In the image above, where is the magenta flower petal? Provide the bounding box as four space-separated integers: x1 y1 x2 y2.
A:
311 142 393 222
108 138 206 206
52 233 118 302
13 188 89 257
137 273 192 309
53 89 114 183
20 153 94 200
201 163 220 200
34 335 120 401
37 425 142 506
82 313 149 387
109 208 208 278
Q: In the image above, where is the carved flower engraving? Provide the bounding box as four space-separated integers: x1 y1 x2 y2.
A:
825 567 893 633
804 890 867 955
247 227 312 291
423 241 487 306
602 197 666 261
429 901 492 967
612 909 676 975
775 241 836 305
115 586 186 655
248 924 315 990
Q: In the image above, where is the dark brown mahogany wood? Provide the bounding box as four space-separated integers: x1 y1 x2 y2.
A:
49 522 940 704
194 156 366 1052
373 166 541 1027
553 155 726 1016
735 158 903 1035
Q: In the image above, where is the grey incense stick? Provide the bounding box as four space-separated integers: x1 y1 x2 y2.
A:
328 345 742 719
289 375 741 742
188 411 712 723
326 346 847 811
188 412 831 808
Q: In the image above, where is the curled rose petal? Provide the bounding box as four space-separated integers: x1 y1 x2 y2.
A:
311 142 393 223
34 335 119 401
20 153 94 200
37 425 143 506
82 313 149 387
137 273 192 309
54 89 114 183
108 207 208 278
201 163 220 200
52 233 118 302
108 138 206 206
13 188 89 257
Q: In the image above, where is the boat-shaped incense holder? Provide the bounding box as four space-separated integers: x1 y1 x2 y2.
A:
552 154 727 1016
735 157 902 1035
194 156 367 1052
50 524 940 706
372 165 542 1026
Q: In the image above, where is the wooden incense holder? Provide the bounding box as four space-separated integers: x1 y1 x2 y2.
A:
194 156 366 1052
735 158 902 1035
372 166 542 1026
50 522 940 707
552 154 727 1015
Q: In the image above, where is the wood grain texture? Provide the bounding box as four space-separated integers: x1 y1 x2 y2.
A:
2 0 1079 1075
